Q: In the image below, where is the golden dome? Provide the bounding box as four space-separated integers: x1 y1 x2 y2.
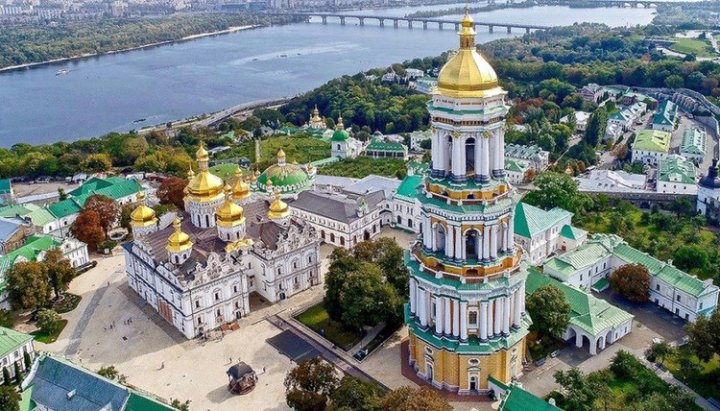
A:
216 185 245 227
277 148 286 162
130 192 157 228
268 188 290 220
436 12 501 98
167 218 192 254
185 142 224 202
232 166 251 200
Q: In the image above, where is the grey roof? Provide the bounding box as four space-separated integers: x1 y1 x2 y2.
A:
227 362 254 379
26 356 129 411
343 175 400 198
314 174 359 188
0 217 23 242
290 190 386 224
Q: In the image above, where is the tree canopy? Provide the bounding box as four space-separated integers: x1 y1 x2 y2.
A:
526 284 571 337
608 263 650 302
523 172 591 214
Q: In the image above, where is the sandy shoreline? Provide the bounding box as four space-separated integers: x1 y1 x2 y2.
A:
0 24 260 73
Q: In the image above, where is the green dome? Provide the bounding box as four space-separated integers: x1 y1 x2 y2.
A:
257 162 312 193
331 129 349 142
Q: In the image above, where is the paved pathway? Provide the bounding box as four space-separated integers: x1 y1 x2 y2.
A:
640 357 719 411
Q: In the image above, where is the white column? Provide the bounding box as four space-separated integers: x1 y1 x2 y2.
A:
501 222 508 252
493 299 502 336
490 225 498 260
507 215 515 252
410 279 417 315
425 219 433 250
443 137 451 173
474 134 482 176
482 225 490 261
435 297 443 335
451 137 462 178
487 300 494 337
419 289 428 327
480 135 490 181
460 301 468 341
497 131 505 176
503 296 511 335
455 226 463 260
513 289 522 327
445 226 454 258
480 301 488 341
452 299 460 338
520 282 526 316
444 297 452 335
432 134 440 171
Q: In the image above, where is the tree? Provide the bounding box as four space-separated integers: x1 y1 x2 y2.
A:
352 238 408 297
84 195 119 235
170 399 190 411
22 352 30 370
157 176 188 211
673 245 709 273
553 368 597 411
522 172 591 214
584 106 607 147
57 188 67 201
340 264 403 330
647 341 672 365
13 363 20 384
70 209 106 251
285 357 339 411
686 310 720 362
608 263 650 302
382 386 452 411
324 249 362 321
0 386 20 411
526 284 571 338
37 310 61 335
97 365 119 380
81 153 113 172
6 261 51 311
2 368 9 386
43 248 75 300
328 376 382 411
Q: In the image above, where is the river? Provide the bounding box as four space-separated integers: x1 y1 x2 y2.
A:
0 3 655 146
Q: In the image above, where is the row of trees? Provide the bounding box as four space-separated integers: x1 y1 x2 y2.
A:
6 248 75 311
285 357 451 411
324 239 407 332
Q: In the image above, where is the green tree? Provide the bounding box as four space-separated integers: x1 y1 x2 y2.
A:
686 309 720 362
0 385 19 411
37 309 61 335
170 399 190 411
664 74 685 89
97 365 119 380
13 363 20 384
43 248 75 300
553 368 597 411
522 172 591 214
81 153 113 172
22 352 30 370
647 341 672 365
340 264 403 330
382 386 452 411
584 106 608 147
6 261 51 311
608 263 650 302
285 357 339 411
328 376 383 411
526 284 571 338
673 245 709 273
2 368 9 386
324 249 362 321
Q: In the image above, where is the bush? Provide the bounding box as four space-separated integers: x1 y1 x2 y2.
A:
37 310 61 335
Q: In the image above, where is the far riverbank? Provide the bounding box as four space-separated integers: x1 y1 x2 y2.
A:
0 24 261 73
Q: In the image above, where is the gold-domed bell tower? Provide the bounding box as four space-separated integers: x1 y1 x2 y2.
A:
167 218 193 265
404 10 529 395
216 185 246 242
129 191 158 237
184 143 226 229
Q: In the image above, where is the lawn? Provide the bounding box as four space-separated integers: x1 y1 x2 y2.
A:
318 156 406 178
295 303 362 351
665 346 720 399
215 135 330 170
31 319 68 344
669 38 716 57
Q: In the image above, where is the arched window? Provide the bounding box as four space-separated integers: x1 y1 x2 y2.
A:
465 137 476 175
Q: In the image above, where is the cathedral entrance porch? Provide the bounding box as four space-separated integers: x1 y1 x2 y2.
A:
249 291 274 312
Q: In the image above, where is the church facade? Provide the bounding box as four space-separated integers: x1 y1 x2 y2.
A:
123 145 321 339
404 13 530 394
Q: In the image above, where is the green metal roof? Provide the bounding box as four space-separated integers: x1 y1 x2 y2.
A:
592 278 609 292
395 175 423 200
330 129 349 142
365 138 406 152
499 383 561 411
0 326 33 359
125 392 176 411
0 204 37 218
24 208 57 226
505 158 528 173
652 100 678 127
48 199 82 219
0 235 62 276
0 179 11 195
680 127 707 156
559 224 586 241
514 203 572 238
68 177 111 197
633 130 671 153
526 269 633 336
657 155 696 185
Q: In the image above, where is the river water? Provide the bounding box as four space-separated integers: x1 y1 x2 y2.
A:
0 4 655 146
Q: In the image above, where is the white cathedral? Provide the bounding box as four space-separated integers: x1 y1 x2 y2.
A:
123 145 321 339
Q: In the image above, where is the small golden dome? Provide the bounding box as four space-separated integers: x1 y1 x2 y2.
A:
277 148 286 161
187 167 195 180
232 166 251 200
196 143 209 163
216 185 245 227
436 11 501 98
166 218 192 254
185 142 224 202
130 192 157 228
337 116 344 130
268 188 290 220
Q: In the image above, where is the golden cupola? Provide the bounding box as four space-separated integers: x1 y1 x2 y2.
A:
216 185 245 227
268 188 290 220
185 143 224 202
166 218 193 254
436 11 501 98
130 192 157 228
232 166 251 201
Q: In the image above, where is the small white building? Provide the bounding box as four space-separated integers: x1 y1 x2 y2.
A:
504 159 529 185
560 111 591 133
409 129 432 151
680 127 707 163
0 327 35 384
513 202 586 265
576 170 647 194
604 123 624 142
656 155 697 195
505 144 549 172
392 174 423 233
631 129 671 166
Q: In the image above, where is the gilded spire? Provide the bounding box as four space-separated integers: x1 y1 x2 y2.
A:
336 116 344 130
277 148 286 166
216 184 245 227
459 9 476 49
166 218 192 254
232 165 251 200
130 191 157 228
196 142 209 171
268 188 290 220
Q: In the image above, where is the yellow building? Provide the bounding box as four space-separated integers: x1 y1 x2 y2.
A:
404 11 530 395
